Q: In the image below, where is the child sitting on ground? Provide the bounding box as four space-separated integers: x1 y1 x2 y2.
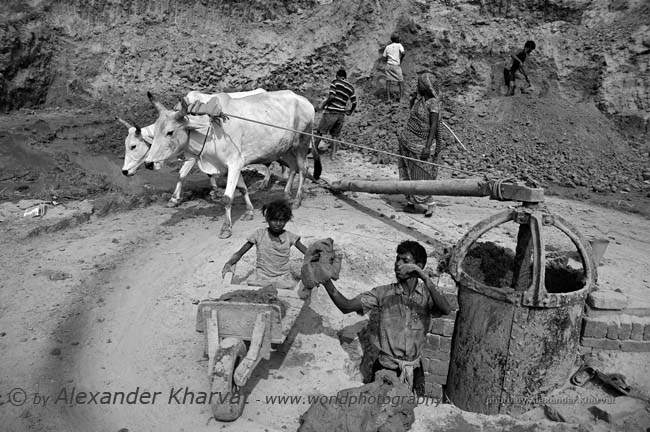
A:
222 199 306 289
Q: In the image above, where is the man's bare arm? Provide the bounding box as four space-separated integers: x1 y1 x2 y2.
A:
510 53 523 64
323 279 363 314
422 275 453 315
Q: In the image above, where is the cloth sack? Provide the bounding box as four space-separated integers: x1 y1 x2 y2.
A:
300 238 342 289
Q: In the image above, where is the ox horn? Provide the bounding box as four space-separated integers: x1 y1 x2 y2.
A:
116 117 133 129
174 96 188 121
131 120 142 136
147 91 167 114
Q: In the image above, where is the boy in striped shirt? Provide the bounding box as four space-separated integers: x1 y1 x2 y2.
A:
314 68 357 161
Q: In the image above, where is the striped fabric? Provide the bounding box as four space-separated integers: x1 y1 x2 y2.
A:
324 78 356 113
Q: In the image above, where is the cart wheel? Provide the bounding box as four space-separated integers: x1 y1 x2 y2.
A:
210 337 247 421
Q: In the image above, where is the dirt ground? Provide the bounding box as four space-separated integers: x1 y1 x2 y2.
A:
2 0 649 430
1 147 649 432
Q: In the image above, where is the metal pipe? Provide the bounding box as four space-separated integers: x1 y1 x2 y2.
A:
329 178 545 203
329 178 491 197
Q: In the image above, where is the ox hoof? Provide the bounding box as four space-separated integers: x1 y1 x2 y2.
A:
241 212 254 221
292 200 302 210
219 227 232 239
167 199 181 208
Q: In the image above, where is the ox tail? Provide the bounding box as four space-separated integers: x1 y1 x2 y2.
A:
310 131 322 180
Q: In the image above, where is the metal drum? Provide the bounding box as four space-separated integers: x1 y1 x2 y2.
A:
445 206 597 415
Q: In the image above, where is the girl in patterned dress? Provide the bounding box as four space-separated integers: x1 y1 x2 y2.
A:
222 199 306 289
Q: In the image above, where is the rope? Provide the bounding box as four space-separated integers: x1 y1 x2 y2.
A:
220 111 481 177
197 125 211 158
489 177 516 200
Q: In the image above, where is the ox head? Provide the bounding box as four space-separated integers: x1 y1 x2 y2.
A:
117 117 159 176
144 92 193 165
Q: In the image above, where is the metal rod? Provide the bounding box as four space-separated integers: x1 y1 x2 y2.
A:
442 121 467 151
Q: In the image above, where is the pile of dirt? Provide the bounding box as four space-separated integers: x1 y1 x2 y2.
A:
463 242 515 288
462 241 587 292
298 369 417 432
216 285 288 318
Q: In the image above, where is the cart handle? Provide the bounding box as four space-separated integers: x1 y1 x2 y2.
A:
222 271 234 286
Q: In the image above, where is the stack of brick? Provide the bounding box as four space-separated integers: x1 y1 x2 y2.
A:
580 289 650 352
422 273 458 399
581 313 650 352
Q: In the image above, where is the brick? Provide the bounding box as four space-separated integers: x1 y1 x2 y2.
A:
429 349 450 361
606 318 619 340
580 337 620 350
645 324 650 341
424 381 443 399
578 345 594 357
425 333 440 351
439 336 452 352
581 315 609 338
630 316 645 341
591 396 647 426
422 348 435 358
422 347 450 361
617 315 632 340
587 291 627 310
429 317 455 337
424 372 448 385
425 358 450 376
619 341 650 352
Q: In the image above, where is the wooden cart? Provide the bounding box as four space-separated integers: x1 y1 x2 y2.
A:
195 274 305 421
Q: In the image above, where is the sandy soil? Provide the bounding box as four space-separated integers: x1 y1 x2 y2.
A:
1 151 649 432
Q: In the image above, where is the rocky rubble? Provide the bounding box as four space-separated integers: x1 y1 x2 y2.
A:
1 0 649 214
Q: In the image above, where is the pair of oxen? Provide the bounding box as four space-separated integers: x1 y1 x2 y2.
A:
118 89 322 238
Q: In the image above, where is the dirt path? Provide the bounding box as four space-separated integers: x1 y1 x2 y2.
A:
1 152 649 432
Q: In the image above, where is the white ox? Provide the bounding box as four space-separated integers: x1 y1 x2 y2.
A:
119 89 279 207
144 90 321 238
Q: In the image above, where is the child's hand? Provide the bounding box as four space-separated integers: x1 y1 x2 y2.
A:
222 263 235 279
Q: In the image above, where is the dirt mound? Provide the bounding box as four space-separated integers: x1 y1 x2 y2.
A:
462 241 587 293
1 0 649 217
216 285 288 317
